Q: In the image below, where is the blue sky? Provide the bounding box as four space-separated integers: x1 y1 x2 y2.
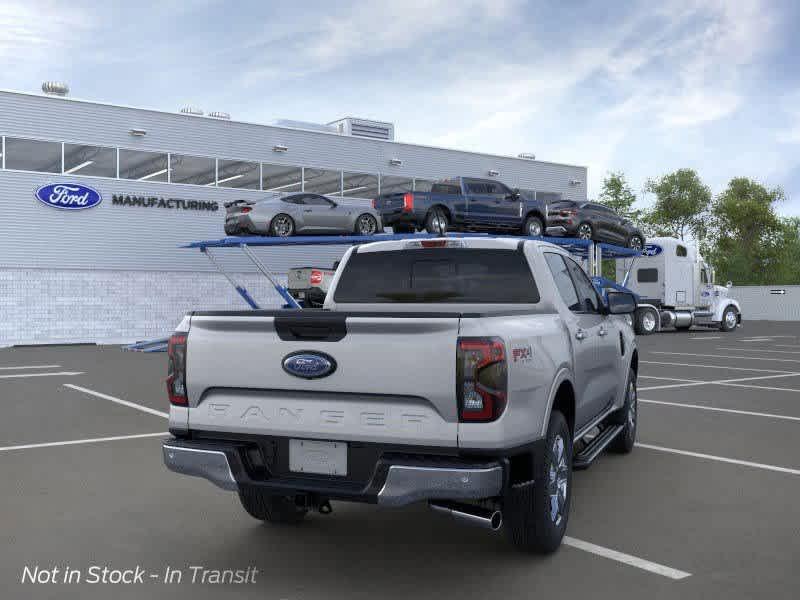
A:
3 0 799 213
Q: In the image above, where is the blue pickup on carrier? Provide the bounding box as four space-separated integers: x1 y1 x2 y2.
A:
373 176 549 237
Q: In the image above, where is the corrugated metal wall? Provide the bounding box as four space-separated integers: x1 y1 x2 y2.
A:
728 286 800 321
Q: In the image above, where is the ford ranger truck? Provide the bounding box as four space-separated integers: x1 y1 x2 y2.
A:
162 237 639 553
373 177 548 237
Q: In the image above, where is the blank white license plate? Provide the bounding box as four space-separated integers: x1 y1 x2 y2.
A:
289 439 347 476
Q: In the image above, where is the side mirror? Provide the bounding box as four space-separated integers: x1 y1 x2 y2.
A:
606 291 637 314
329 202 338 208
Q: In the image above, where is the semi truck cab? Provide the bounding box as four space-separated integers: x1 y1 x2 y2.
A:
616 236 741 334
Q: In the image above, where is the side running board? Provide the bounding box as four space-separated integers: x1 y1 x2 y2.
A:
572 424 624 470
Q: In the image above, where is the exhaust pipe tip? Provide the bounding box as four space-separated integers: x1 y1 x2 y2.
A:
429 501 502 531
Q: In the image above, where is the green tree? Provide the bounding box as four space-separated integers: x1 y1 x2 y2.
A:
642 169 711 241
707 178 786 285
598 171 640 220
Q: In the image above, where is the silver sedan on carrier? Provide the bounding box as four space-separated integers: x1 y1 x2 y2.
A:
224 193 383 237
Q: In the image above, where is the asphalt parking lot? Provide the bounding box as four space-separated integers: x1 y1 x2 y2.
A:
2 321 800 599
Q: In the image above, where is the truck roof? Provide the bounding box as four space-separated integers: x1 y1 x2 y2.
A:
353 236 535 253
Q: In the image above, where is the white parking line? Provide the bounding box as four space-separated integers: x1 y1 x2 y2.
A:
0 432 166 453
636 443 800 476
0 371 84 379
563 536 691 580
717 347 800 355
639 375 699 383
0 364 61 370
638 372 800 391
774 344 800 349
64 384 169 419
651 351 800 363
639 398 800 422
689 336 721 340
641 360 795 374
718 382 800 393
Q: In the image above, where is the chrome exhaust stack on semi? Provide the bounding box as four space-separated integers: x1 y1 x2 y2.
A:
428 501 503 531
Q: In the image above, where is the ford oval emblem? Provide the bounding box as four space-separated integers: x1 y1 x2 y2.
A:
642 244 663 257
282 351 337 379
35 183 103 210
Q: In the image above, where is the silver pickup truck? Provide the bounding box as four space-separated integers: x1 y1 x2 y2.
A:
163 237 639 553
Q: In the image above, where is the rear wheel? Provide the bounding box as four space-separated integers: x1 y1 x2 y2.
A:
504 410 572 553
523 215 544 237
270 214 295 237
576 222 593 240
355 213 378 235
425 208 449 234
238 486 307 524
720 306 739 332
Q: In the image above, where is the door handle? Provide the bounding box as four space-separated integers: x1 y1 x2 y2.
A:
598 327 608 337
304 210 312 213
575 329 587 340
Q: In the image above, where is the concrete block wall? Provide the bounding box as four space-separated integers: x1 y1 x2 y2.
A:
0 269 285 346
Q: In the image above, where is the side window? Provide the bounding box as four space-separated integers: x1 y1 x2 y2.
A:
485 182 512 196
676 245 688 257
283 195 305 205
564 257 600 313
701 268 708 284
304 195 334 206
637 268 659 283
544 253 580 311
466 182 487 194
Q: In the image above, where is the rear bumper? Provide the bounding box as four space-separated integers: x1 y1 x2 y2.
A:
162 438 504 506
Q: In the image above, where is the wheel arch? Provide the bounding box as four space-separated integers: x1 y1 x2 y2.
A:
427 204 452 221
541 368 575 438
524 209 545 224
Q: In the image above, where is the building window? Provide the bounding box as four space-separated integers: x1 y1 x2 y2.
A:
119 149 168 182
170 154 216 186
262 163 303 192
413 178 435 192
380 176 413 195
63 143 117 177
217 159 260 189
342 171 378 198
304 167 342 195
4 137 61 173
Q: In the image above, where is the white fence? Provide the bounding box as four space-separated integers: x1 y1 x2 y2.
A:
728 285 800 321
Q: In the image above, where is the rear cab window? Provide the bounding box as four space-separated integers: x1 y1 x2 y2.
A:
333 248 539 304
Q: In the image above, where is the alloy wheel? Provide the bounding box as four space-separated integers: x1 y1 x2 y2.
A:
272 215 293 237
357 215 377 235
548 434 569 526
629 236 643 250
577 224 592 240
527 219 543 236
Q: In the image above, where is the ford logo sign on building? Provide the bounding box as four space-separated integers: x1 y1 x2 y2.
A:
282 351 337 379
35 183 103 210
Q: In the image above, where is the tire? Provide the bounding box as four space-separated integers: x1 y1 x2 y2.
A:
609 369 637 453
635 307 658 335
720 305 739 332
425 208 449 234
523 215 544 237
355 213 378 235
576 222 593 240
504 410 572 553
628 235 644 251
270 214 295 237
238 485 307 524
224 224 239 236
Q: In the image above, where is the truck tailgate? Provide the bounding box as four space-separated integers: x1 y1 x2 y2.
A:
185 312 460 447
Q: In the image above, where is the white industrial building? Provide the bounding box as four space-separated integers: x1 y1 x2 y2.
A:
0 84 588 345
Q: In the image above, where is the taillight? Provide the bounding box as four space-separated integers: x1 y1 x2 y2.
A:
241 207 252 214
560 209 577 217
371 198 377 209
457 337 507 422
166 333 188 406
402 193 414 212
